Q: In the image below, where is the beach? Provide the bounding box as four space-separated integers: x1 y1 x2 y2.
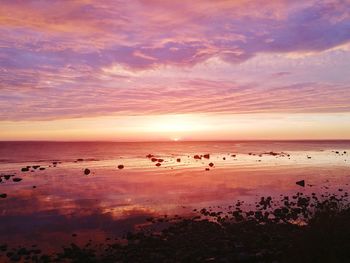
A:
0 141 350 261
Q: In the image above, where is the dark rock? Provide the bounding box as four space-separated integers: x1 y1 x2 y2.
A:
117 165 124 169
4 175 11 180
146 154 154 158
39 167 45 170
0 193 7 198
157 159 164 162
205 168 210 171
76 159 84 162
21 167 29 172
84 168 91 175
203 154 210 159
209 162 214 167
194 155 201 159
13 178 22 182
296 180 305 187
176 158 181 162
156 163 161 167
151 158 158 162
32 165 40 169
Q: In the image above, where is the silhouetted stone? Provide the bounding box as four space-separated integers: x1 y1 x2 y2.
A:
203 154 210 159
4 175 11 180
13 178 22 182
76 159 84 162
84 168 90 175
296 180 305 187
146 154 154 158
205 168 210 171
21 167 29 172
156 163 161 167
194 155 201 159
209 162 214 167
39 167 45 170
0 193 7 198
176 158 181 162
117 165 124 169
32 165 40 169
151 158 158 162
158 159 164 162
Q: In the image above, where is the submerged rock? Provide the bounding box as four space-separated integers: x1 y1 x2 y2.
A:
84 168 91 175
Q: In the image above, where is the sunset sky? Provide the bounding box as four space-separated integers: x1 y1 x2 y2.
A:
1 0 350 141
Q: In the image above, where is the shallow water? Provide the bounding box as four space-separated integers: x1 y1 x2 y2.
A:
0 141 350 251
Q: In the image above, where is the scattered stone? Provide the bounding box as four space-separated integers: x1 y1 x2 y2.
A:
0 193 7 198
76 159 84 162
21 167 29 172
117 165 124 169
146 154 154 158
39 167 45 170
33 186 36 188
151 158 158 162
209 162 214 167
32 165 40 169
296 180 305 187
4 175 11 180
194 155 201 160
156 163 161 167
84 168 91 175
157 159 164 162
176 158 181 162
203 154 210 159
205 168 210 171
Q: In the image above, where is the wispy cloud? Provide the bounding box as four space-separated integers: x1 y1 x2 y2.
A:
0 0 350 121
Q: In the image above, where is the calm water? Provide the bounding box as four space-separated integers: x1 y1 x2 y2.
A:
0 141 350 250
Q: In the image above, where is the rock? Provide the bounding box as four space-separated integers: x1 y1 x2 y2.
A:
0 193 7 198
156 163 161 167
39 167 45 170
117 165 124 169
4 175 11 180
203 154 210 159
231 154 236 157
157 159 164 162
296 180 305 187
223 157 226 160
151 158 158 162
21 167 29 172
76 159 84 162
205 168 210 171
33 186 36 188
84 168 91 175
146 154 154 158
209 162 214 167
32 165 40 169
13 178 22 182
194 155 201 159
176 158 181 162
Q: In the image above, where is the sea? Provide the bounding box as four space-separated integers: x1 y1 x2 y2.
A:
0 141 350 251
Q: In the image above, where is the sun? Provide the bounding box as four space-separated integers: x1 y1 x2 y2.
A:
172 137 180 141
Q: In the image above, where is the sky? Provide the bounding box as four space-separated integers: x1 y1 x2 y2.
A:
0 0 350 141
